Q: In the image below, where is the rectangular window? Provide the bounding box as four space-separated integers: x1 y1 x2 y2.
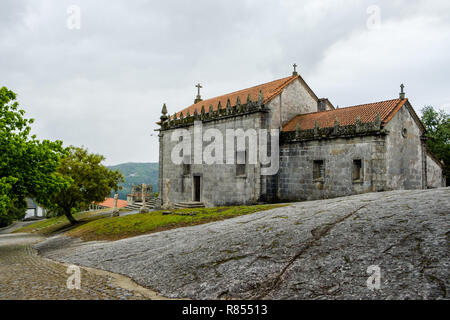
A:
236 150 246 176
313 160 324 181
183 155 191 176
353 159 362 182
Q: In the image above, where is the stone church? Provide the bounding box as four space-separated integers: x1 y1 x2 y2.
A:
157 67 445 207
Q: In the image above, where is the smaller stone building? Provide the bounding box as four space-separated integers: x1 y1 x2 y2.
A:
278 98 446 201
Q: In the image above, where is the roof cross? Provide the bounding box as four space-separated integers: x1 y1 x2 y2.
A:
194 83 203 103
196 83 202 96
293 63 298 75
400 83 405 99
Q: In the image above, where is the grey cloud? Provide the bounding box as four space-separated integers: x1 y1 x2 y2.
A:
1 0 449 165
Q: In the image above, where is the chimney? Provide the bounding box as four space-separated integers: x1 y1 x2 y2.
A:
318 98 327 112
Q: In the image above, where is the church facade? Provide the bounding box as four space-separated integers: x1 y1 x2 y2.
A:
157 69 445 207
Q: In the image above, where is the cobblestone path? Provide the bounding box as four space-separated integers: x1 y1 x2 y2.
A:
0 233 150 300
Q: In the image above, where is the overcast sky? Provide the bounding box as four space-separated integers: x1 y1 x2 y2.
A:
1 0 449 165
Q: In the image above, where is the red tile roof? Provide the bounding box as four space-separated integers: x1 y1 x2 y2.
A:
174 75 300 118
282 98 408 132
97 198 128 208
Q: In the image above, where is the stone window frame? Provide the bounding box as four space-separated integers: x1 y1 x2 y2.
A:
183 154 191 176
236 149 247 177
352 159 363 183
313 160 325 182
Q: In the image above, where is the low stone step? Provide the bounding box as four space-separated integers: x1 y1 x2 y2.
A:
125 200 156 211
173 201 205 209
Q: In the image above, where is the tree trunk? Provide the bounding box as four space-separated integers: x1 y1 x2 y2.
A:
64 210 77 225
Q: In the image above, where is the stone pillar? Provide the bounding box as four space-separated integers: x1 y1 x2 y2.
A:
111 194 120 217
158 131 164 205
140 184 149 213
162 179 172 210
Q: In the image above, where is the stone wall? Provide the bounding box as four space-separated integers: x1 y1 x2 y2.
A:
159 112 264 207
267 78 318 129
278 135 386 201
385 104 425 190
426 153 445 188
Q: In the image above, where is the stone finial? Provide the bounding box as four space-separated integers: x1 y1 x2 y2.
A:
399 84 405 99
179 112 184 119
355 116 362 133
161 103 167 115
247 93 252 104
334 117 340 127
333 117 340 135
236 96 241 107
226 98 231 113
194 108 198 118
295 123 300 138
201 105 205 115
217 101 222 112
375 112 381 128
173 113 177 120
258 90 264 107
186 110 190 117
314 121 320 135
292 63 298 76
160 103 168 122
208 104 213 114
194 83 203 103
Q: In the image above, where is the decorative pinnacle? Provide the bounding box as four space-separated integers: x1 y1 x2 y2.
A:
194 83 203 103
258 90 264 106
292 63 298 76
160 103 168 122
399 84 405 99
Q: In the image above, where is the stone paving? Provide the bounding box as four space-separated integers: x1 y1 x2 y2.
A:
0 233 149 300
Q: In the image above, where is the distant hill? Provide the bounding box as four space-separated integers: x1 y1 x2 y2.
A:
108 163 159 200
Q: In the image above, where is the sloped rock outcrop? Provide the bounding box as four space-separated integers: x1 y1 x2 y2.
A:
37 188 450 299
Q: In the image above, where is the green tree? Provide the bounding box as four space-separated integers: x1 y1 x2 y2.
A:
48 146 124 224
0 87 68 227
421 106 450 185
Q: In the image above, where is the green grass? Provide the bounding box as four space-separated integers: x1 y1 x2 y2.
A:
13 209 112 235
66 204 286 241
